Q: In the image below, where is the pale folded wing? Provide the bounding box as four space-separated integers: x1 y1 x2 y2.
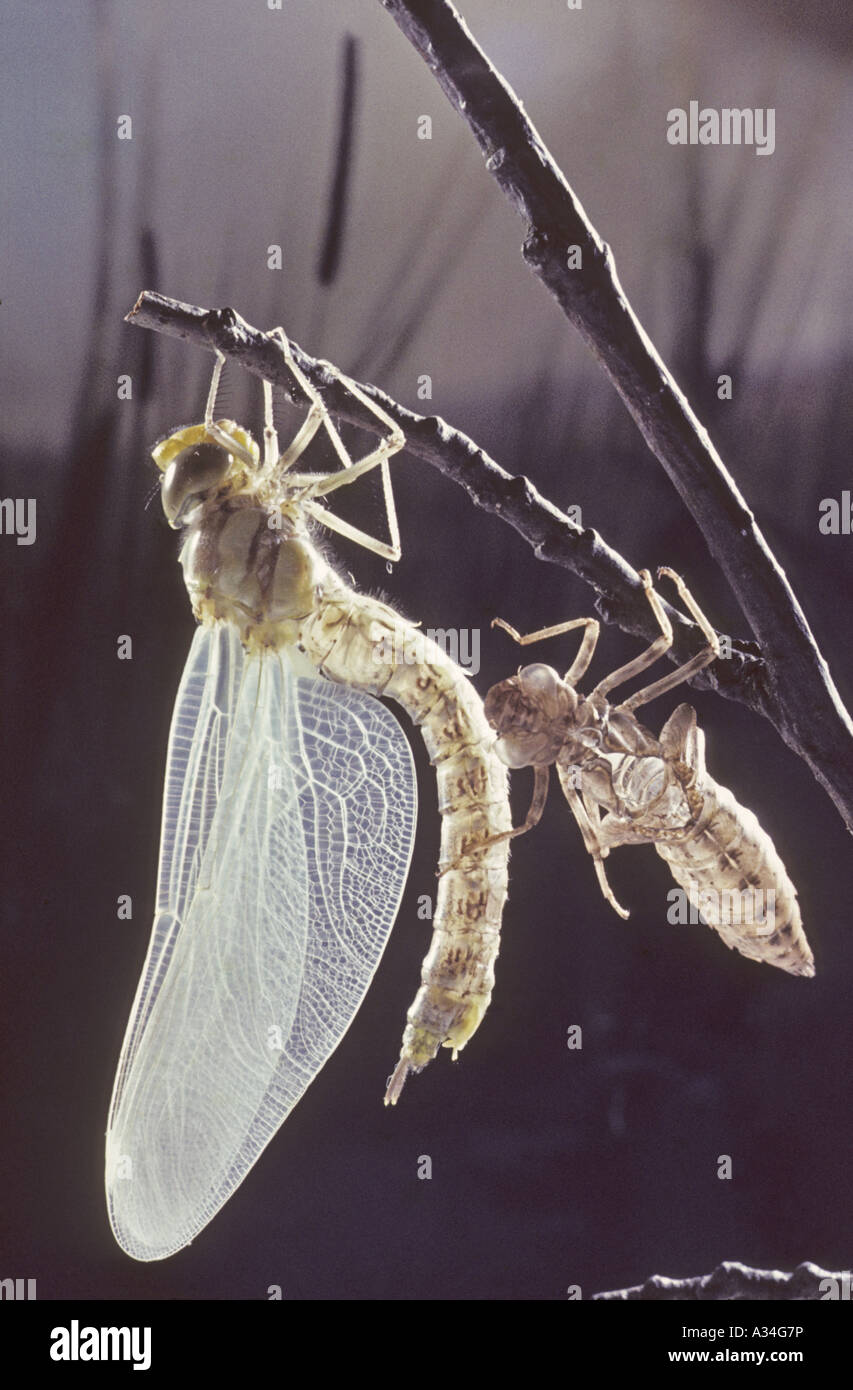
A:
106 622 416 1261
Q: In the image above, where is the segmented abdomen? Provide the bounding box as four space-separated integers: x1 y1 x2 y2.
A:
299 592 511 1101
656 777 814 976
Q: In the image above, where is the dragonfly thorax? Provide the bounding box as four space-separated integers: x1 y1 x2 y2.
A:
178 496 331 645
152 421 337 647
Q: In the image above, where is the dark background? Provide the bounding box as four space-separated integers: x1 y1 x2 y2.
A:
2 0 851 1299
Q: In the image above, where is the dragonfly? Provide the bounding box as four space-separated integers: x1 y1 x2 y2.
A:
105 330 511 1261
483 568 813 976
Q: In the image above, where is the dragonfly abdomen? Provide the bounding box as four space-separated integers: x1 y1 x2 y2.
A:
656 778 813 976
299 590 512 1103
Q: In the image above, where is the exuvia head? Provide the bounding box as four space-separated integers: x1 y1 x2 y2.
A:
484 662 578 768
152 422 260 528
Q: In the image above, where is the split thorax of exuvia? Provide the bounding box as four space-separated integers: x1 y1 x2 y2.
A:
484 662 662 770
153 421 336 649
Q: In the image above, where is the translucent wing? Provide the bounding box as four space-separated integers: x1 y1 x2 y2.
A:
106 623 416 1261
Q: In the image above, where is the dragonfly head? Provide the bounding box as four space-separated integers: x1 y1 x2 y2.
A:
484 663 577 768
153 422 260 528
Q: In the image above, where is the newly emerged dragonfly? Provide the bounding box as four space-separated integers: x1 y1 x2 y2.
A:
484 568 813 976
106 331 510 1261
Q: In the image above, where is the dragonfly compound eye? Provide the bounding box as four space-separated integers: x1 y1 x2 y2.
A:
516 662 566 694
517 664 577 718
162 443 231 527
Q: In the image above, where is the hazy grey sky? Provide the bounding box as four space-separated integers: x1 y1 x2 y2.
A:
2 0 849 453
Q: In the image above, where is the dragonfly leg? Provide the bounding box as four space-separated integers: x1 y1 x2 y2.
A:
266 326 404 561
263 327 346 474
261 371 324 472
385 1058 411 1106
203 350 258 466
204 349 224 426
301 495 401 563
618 568 720 712
262 380 278 470
590 570 674 701
561 779 630 919
437 764 550 876
492 615 600 684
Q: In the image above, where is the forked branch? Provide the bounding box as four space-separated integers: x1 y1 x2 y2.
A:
126 292 853 832
376 0 853 831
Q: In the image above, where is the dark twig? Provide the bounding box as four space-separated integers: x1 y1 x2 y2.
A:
376 0 853 831
126 293 853 831
595 1260 848 1301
